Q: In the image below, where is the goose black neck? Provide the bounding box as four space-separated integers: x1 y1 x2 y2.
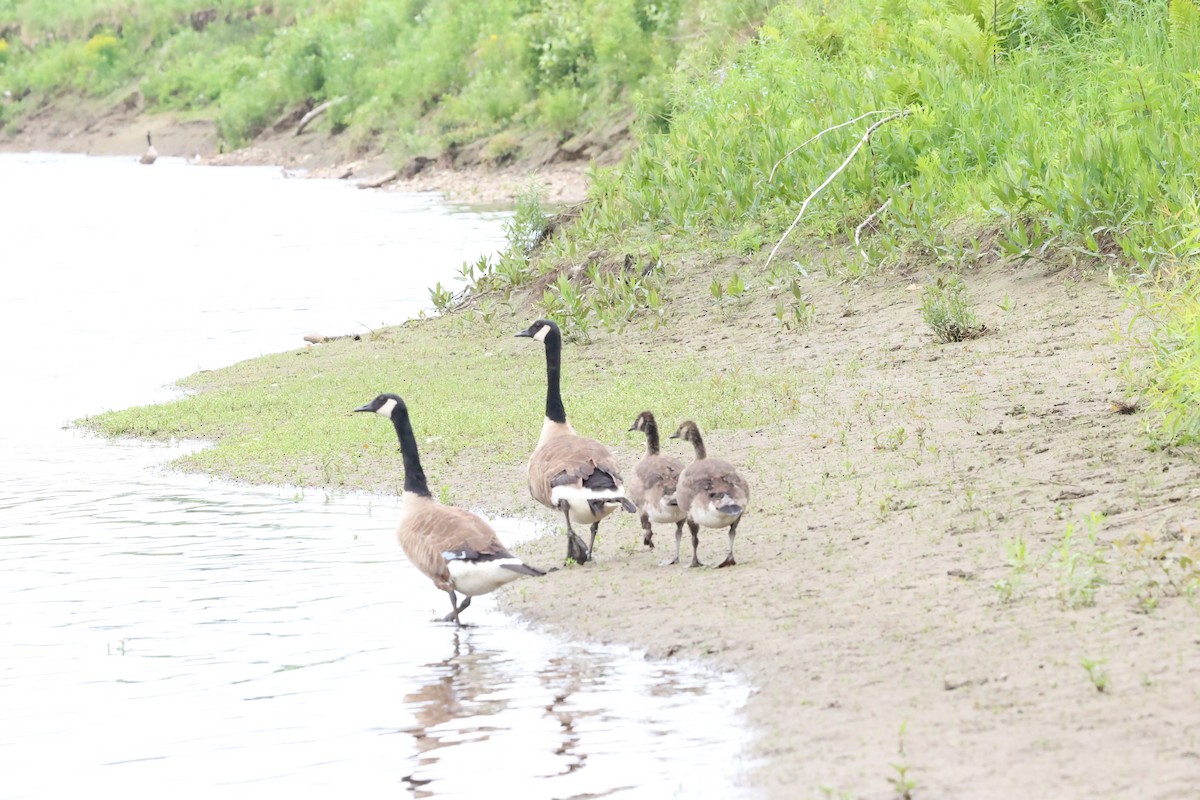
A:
643 418 661 455
689 432 707 460
390 404 431 497
543 329 567 424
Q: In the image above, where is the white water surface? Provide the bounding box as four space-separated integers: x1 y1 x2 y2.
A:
0 153 751 800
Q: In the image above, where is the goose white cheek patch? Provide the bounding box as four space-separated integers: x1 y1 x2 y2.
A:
376 397 398 417
533 325 551 342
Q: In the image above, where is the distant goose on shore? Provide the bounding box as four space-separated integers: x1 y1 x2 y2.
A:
139 131 157 165
627 411 686 560
516 319 635 564
355 392 544 624
670 420 750 568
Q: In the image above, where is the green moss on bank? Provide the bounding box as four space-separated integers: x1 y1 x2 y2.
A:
84 316 804 491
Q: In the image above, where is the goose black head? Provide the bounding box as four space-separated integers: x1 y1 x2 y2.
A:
354 393 404 417
515 319 560 344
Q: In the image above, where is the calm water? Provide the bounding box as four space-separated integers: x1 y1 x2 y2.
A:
0 153 751 799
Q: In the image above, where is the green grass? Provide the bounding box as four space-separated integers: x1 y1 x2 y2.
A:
82 316 804 489
13 0 1200 445
0 0 771 151
521 0 1200 445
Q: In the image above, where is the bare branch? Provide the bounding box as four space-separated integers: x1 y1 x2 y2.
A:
855 197 893 262
765 110 912 270
769 110 902 183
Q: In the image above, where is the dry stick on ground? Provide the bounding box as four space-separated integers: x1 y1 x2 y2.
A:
768 109 903 184
765 109 912 270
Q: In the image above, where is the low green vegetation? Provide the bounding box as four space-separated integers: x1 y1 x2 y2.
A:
0 0 769 152
524 0 1200 445
83 317 805 491
920 276 985 343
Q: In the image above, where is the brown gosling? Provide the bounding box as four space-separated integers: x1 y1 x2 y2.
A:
139 131 158 165
627 411 686 562
355 393 544 624
516 319 636 564
669 420 750 568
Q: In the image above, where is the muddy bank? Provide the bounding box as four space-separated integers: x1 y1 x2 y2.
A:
0 102 596 206
494 261 1200 800
34 99 1200 799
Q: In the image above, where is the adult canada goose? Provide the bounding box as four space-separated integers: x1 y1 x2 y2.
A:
355 392 544 624
670 420 750 568
515 319 636 564
139 131 157 165
627 411 686 559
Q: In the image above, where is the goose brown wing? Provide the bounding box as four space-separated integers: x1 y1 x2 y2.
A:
397 503 512 591
528 434 625 507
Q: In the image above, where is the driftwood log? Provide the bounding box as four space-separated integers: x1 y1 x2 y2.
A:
295 101 334 136
357 171 399 190
303 333 362 344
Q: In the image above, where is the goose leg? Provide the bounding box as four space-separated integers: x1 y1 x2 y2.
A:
661 521 683 566
442 591 472 625
717 519 739 568
587 522 600 559
559 502 590 564
640 512 654 548
686 520 703 568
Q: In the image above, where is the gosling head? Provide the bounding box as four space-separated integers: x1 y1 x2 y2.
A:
354 393 403 418
669 420 702 444
629 411 658 433
515 319 560 344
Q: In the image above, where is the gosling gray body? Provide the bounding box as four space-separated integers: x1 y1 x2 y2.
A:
669 420 750 568
627 411 686 558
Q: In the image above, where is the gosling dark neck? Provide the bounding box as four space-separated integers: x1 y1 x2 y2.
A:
543 329 568 424
688 433 707 461
390 404 431 497
643 418 661 455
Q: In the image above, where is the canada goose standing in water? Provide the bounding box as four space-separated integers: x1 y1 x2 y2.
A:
670 420 750 568
355 392 544 624
516 319 636 564
627 411 686 559
139 131 158 165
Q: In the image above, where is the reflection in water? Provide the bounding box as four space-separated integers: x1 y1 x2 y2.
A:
0 153 752 800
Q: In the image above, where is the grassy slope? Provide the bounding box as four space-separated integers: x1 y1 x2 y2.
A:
0 0 769 156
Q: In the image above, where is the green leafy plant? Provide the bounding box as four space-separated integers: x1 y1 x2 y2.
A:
920 276 986 343
1081 656 1109 693
429 282 455 313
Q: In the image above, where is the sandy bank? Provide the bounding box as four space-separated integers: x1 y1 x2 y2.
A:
0 102 592 207
37 100 1200 799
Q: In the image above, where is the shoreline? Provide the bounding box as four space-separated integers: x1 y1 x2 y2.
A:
0 107 592 207
46 112 1200 798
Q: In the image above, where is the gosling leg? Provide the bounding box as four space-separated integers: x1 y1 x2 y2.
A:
661 520 683 566
686 520 703 568
640 512 654 549
717 519 739 568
